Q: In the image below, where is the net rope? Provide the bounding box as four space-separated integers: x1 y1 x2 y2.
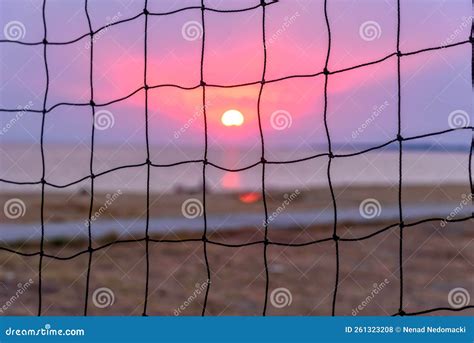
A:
0 0 473 316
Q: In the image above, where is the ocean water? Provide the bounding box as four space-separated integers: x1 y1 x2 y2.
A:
0 143 472 193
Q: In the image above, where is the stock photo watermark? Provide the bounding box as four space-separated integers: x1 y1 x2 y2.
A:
181 21 203 41
181 198 204 219
448 287 470 309
0 101 34 136
270 287 293 309
85 12 123 49
266 12 300 45
0 279 34 314
3 20 26 41
359 21 381 41
359 198 382 219
84 190 122 226
173 280 209 316
352 101 389 139
3 198 26 220
92 287 115 309
352 279 390 316
270 110 292 130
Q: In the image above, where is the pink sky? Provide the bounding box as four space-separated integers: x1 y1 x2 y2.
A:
0 0 471 149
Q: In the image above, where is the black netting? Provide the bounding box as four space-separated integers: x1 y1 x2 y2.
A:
0 0 472 316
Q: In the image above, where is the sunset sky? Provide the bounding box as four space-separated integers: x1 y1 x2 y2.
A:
0 0 471 151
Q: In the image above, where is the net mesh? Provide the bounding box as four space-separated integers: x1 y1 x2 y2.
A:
0 0 473 316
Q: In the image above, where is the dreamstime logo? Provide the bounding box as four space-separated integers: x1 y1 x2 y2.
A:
3 198 26 220
0 101 34 136
440 193 472 228
359 21 382 41
266 12 300 45
92 287 115 308
84 190 122 227
270 287 292 308
448 110 470 129
265 190 300 227
174 99 213 139
94 110 115 130
359 198 382 219
448 287 470 309
352 101 389 139
0 279 34 314
85 12 122 49
181 198 203 219
352 279 390 315
3 21 26 41
181 21 203 41
174 280 209 316
270 110 292 131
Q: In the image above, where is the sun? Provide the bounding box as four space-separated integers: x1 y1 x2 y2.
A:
221 109 244 127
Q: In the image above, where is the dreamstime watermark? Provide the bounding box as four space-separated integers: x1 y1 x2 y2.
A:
3 198 26 220
270 110 292 130
441 16 472 46
173 280 209 315
92 287 115 308
448 287 470 309
0 101 34 136
266 12 300 45
181 198 203 219
448 110 470 129
264 189 300 227
85 12 122 49
440 193 472 228
174 100 213 139
94 110 115 130
270 287 292 308
352 278 390 315
352 101 389 139
359 21 382 41
84 190 122 226
181 21 203 41
3 20 26 41
0 279 34 314
359 198 382 219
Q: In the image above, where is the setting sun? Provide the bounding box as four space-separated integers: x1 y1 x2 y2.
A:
221 109 244 127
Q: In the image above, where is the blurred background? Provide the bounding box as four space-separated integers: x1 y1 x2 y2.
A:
0 0 472 315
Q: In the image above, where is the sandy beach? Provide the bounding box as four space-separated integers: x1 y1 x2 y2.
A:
0 184 472 315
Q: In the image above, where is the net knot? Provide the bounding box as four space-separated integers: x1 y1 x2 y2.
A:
260 79 266 85
144 84 149 91
260 157 267 164
260 0 267 7
87 246 94 253
470 36 474 44
398 309 406 316
89 100 95 107
263 239 270 246
203 159 208 165
145 158 151 165
143 8 149 15
201 235 208 242
396 51 403 57
42 38 48 45
200 80 207 87
399 221 405 228
323 67 330 75
332 234 340 241
90 173 96 180
396 134 403 141
328 152 334 159
40 178 46 185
